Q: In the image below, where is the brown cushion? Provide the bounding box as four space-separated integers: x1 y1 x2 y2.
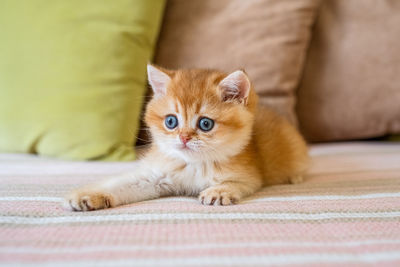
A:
297 0 400 142
155 0 321 125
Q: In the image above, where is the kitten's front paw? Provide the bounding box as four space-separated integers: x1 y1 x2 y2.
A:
63 189 115 212
199 187 239 206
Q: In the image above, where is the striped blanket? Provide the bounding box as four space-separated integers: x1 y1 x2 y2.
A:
1 142 400 266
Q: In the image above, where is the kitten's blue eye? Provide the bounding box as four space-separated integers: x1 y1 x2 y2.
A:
198 117 214 132
165 115 178 129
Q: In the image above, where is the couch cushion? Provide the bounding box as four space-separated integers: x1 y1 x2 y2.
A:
297 0 400 142
155 0 320 125
1 142 400 265
0 0 165 160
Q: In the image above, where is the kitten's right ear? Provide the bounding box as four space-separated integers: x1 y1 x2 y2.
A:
147 64 171 96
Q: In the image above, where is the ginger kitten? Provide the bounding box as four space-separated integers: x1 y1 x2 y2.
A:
64 65 309 211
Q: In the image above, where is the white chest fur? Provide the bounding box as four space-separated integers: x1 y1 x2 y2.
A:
148 159 215 196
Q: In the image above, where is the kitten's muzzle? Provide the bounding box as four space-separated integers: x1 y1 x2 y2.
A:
179 134 191 146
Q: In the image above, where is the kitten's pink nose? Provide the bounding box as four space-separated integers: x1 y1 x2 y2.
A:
179 134 191 145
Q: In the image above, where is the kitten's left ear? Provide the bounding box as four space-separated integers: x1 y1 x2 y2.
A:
218 70 251 104
147 64 171 96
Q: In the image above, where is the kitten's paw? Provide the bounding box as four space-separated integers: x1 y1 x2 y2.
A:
199 187 239 206
63 190 115 212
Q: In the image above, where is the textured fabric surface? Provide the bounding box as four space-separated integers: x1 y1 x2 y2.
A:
155 0 320 125
297 0 400 142
0 0 165 160
1 142 400 266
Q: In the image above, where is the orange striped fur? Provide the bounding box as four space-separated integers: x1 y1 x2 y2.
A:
64 66 309 210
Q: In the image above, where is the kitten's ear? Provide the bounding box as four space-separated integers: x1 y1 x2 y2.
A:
147 64 171 96
218 70 250 104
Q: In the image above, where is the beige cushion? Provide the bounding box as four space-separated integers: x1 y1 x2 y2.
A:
297 0 400 142
155 0 320 125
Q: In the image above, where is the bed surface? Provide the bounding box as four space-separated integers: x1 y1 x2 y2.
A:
1 142 400 266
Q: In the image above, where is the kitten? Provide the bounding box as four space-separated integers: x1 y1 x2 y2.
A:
64 65 309 211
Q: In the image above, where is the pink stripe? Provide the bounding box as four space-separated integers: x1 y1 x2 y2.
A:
117 198 400 213
2 197 400 214
0 175 102 185
298 262 400 267
306 170 400 183
2 222 400 246
1 244 400 262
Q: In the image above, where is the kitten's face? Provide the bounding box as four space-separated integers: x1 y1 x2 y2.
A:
145 66 258 162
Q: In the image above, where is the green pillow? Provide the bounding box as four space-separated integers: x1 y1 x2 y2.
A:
0 0 165 160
